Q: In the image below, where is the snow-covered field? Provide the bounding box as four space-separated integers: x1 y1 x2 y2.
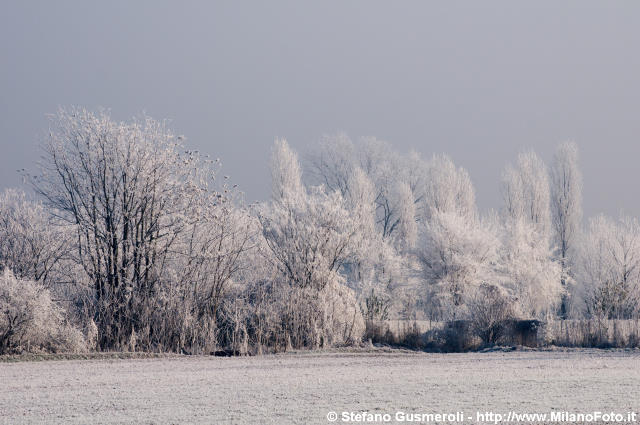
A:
1 350 639 424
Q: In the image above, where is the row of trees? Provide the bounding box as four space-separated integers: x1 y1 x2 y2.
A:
308 135 640 323
1 108 638 354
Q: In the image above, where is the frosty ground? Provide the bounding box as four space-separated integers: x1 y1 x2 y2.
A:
1 350 638 424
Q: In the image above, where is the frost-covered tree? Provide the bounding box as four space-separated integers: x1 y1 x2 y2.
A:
306 132 356 197
577 215 640 319
259 139 364 347
501 151 551 237
550 141 582 316
422 154 476 221
498 218 563 319
0 189 70 287
499 151 564 319
261 187 359 291
417 210 499 319
272 138 305 201
306 135 437 321
343 167 378 289
31 108 251 350
551 141 582 263
346 167 376 237
340 167 407 320
157 202 256 353
262 140 359 291
307 134 425 240
394 181 417 252
414 155 481 319
358 137 406 237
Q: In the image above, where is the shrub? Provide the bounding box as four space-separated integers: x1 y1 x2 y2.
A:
467 284 514 345
220 276 365 354
266 279 365 350
0 269 85 354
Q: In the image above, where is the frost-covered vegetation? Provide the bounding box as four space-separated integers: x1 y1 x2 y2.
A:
1 108 639 354
1 351 639 424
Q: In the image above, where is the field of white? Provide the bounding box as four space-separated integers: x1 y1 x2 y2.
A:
1 349 639 424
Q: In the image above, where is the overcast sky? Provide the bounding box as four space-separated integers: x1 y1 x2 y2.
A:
1 1 639 217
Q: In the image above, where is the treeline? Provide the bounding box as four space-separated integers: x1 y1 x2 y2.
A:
1 108 638 354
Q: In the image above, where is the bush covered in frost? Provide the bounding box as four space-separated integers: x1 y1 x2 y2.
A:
0 270 85 354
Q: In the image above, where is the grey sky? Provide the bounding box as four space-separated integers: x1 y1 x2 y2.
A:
1 1 639 217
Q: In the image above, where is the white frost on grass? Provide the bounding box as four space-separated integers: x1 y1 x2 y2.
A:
0 351 639 424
